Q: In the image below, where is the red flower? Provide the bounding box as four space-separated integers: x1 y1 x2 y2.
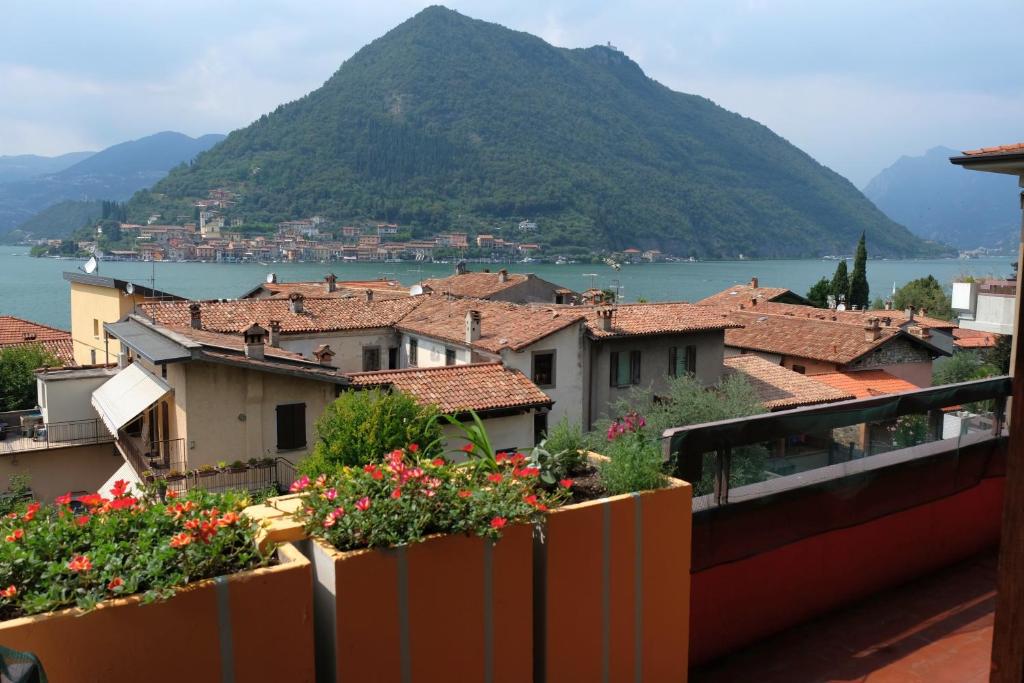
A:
559 479 574 489
364 464 384 481
390 488 402 500
431 457 445 467
76 515 90 527
22 502 40 522
355 497 371 512
409 443 419 453
67 555 92 573
5 529 23 543
107 577 124 591
461 443 474 454
490 516 507 530
110 479 130 499
486 473 503 484
457 490 472 498
55 492 72 505
523 494 538 507
511 453 526 465
217 512 240 527
77 493 107 508
165 490 178 500
108 496 137 511
0 585 16 599
169 532 192 548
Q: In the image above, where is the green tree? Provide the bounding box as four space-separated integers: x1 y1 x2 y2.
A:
933 351 1000 386
300 389 443 474
987 334 1011 375
0 345 59 411
805 277 832 308
848 232 869 308
892 275 952 320
830 260 849 305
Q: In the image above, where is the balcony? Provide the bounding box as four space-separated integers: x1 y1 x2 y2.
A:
0 411 113 455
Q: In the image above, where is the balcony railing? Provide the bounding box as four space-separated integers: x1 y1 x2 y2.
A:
0 418 113 455
115 433 186 478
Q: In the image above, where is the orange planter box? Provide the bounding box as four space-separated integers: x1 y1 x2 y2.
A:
306 523 533 683
540 474 692 683
0 543 314 683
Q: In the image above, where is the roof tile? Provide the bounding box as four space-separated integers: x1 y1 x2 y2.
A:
724 355 854 410
810 370 920 398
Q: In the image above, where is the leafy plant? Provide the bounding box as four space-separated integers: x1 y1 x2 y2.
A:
599 413 667 495
540 416 587 475
0 483 268 619
229 460 247 470
0 345 60 411
441 411 498 474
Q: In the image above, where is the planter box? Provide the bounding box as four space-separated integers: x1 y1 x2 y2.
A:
539 469 692 682
0 543 315 683
304 524 533 683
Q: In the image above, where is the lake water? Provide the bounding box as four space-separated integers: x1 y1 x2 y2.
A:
0 245 1013 329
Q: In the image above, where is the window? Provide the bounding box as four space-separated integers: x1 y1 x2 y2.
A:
93 318 100 338
532 351 555 387
90 349 97 365
792 364 806 375
445 348 457 366
669 345 697 378
388 347 399 369
609 350 641 387
533 411 549 446
276 403 306 450
362 347 381 372
408 339 418 366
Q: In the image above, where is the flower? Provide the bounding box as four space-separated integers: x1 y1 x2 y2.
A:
75 515 90 527
322 516 337 528
5 529 23 543
364 464 384 481
77 493 108 508
169 532 192 548
166 501 196 520
108 496 137 511
523 494 538 507
457 490 472 499
217 512 240 527
165 490 178 500
110 479 130 498
559 479 574 489
107 577 124 591
315 474 328 488
408 443 419 453
490 516 507 530
55 492 72 505
0 585 16 599
67 555 92 573
390 488 402 500
289 475 311 493
22 502 40 522
323 488 338 501
461 443 474 454
486 473 503 484
431 457 444 467
355 497 371 512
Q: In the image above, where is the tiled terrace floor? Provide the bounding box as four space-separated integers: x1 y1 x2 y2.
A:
691 552 997 683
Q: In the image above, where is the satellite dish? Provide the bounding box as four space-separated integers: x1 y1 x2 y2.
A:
409 284 424 296
836 303 846 312
126 283 134 294
82 256 98 274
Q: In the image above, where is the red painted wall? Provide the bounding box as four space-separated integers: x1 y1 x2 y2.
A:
689 476 1004 665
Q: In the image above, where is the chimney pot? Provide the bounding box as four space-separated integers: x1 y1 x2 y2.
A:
268 272 277 284
268 320 281 347
313 344 336 366
864 317 881 341
243 322 267 360
364 289 374 302
189 302 202 330
465 310 482 343
498 269 509 283
325 273 337 293
289 292 305 314
750 277 759 289
904 306 915 322
596 306 614 332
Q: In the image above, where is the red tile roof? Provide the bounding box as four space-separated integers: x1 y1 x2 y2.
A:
701 299 955 330
0 316 75 366
421 271 528 299
961 143 1024 157
952 328 1000 349
245 280 410 300
581 303 741 338
696 284 800 307
349 362 551 413
397 296 584 353
161 325 313 363
724 355 854 410
139 297 424 335
810 370 920 398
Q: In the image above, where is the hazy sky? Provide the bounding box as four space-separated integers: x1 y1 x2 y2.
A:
2 1 1020 186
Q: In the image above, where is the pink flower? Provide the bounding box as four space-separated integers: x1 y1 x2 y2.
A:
289 475 311 493
324 488 337 501
0 585 16 598
315 474 328 488
355 497 371 512
322 516 336 529
559 479 574 489
490 516 507 530
67 555 92 572
331 506 345 519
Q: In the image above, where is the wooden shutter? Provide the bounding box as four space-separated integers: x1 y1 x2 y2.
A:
630 350 642 385
686 345 697 376
276 403 307 450
669 347 678 377
609 351 619 386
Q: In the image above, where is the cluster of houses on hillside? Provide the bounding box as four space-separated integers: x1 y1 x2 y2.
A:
0 267 1011 502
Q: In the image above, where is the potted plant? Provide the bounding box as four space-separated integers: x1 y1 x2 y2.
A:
228 460 248 473
140 469 155 483
165 469 185 482
216 460 229 472
196 464 217 478
258 456 276 469
0 483 314 681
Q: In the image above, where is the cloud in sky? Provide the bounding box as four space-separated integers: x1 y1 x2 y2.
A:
1 0 1019 185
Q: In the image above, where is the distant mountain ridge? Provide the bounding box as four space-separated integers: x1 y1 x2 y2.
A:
0 151 94 184
0 131 225 237
863 146 1020 250
127 6 943 258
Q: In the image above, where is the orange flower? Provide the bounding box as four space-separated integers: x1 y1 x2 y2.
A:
165 490 178 500
67 555 92 572
165 501 196 520
169 532 192 548
217 512 240 527
0 585 16 599
22 502 40 522
457 490 472 498
490 516 507 530
5 529 23 543
107 577 124 591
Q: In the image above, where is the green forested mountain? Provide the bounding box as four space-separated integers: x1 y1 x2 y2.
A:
128 6 945 258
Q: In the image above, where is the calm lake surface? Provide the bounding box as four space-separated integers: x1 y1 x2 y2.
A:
0 245 1013 330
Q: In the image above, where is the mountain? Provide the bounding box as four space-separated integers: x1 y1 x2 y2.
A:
128 6 943 258
3 200 104 242
863 146 1020 251
0 132 225 236
0 151 94 184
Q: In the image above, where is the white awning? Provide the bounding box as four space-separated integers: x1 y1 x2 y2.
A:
91 363 172 435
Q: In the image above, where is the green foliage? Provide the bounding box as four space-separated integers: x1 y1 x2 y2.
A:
0 345 59 411
11 200 102 241
538 416 587 476
933 351 1000 386
830 260 849 305
302 389 443 473
0 484 267 619
600 424 667 496
870 297 886 310
987 335 1012 375
892 275 952 320
848 232 870 308
891 414 928 449
123 7 940 258
0 476 32 517
805 276 832 308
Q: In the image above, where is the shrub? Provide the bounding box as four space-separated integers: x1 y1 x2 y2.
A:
599 413 667 495
539 416 587 476
0 345 59 411
0 482 267 619
301 389 443 474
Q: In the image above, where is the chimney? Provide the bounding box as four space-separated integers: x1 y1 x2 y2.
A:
919 308 927 317
364 289 374 303
289 292 305 315
268 320 281 347
750 296 757 307
267 272 277 284
455 260 468 275
884 300 892 311
189 302 202 330
904 306 915 322
750 277 759 289
498 269 509 283
596 307 614 332
465 310 482 343
313 344 336 366
243 322 267 360
908 324 931 340
864 317 881 342
325 273 337 293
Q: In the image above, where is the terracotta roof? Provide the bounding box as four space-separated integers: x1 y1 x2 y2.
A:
696 284 800 307
0 316 75 366
139 297 424 335
581 303 741 338
723 355 854 410
161 325 313 363
704 300 956 331
244 280 409 300
396 296 584 353
420 272 528 299
197 348 348 383
961 143 1024 158
349 362 551 414
953 328 1000 349
810 370 920 398
724 311 907 365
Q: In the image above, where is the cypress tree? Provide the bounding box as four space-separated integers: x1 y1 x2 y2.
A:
830 260 849 306
848 232 870 308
